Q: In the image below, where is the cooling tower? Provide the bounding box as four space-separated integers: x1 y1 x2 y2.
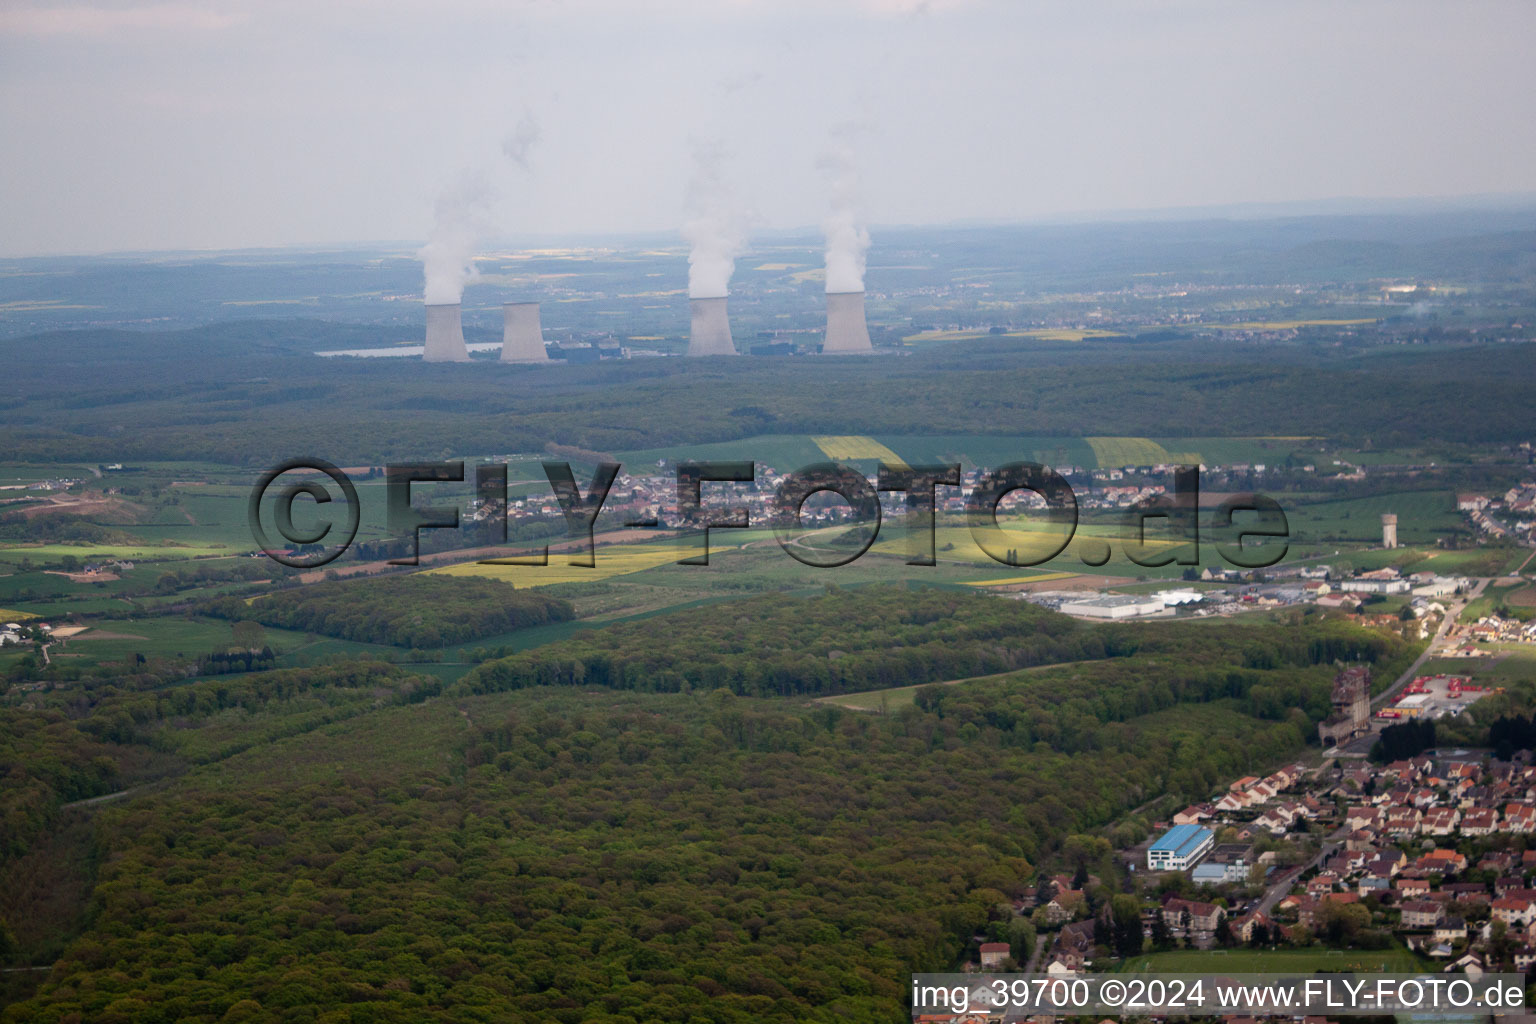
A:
687 296 737 356
500 302 550 363
822 290 873 354
423 303 471 363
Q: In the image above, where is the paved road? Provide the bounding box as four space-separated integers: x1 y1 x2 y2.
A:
1368 576 1488 712
1255 823 1348 917
1323 577 1492 758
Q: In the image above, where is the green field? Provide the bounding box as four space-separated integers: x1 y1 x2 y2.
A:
1286 489 1462 547
615 434 1366 473
1420 646 1536 687
1117 945 1427 973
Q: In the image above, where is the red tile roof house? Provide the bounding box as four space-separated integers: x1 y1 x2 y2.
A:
1385 807 1423 837
1415 848 1468 874
1503 803 1536 832
1461 807 1500 835
1173 804 1212 825
1422 807 1460 835
1493 897 1536 927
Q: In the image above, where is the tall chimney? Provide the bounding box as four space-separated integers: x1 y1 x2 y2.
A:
687 296 736 356
822 290 872 354
501 302 550 363
423 303 471 362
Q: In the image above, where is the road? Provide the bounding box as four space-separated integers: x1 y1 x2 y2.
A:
1368 576 1488 712
1255 823 1348 917
1321 577 1492 758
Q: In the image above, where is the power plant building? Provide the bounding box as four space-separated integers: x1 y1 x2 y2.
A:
500 302 550 363
687 296 736 356
822 290 873 353
423 303 471 362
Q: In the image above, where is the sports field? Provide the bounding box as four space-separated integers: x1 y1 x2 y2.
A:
1116 946 1425 973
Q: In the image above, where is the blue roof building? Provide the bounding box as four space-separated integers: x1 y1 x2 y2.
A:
1146 824 1214 872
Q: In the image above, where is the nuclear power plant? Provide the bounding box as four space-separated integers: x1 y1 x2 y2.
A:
501 302 550 363
687 296 736 356
423 303 471 362
822 291 873 354
418 254 882 361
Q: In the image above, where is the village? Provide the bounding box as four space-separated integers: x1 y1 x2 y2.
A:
1000 664 1536 998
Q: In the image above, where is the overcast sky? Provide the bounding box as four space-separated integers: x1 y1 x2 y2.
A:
1 0 1534 256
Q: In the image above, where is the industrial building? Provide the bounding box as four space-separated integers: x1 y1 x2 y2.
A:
1338 578 1410 595
1318 666 1372 746
1190 843 1256 884
1058 594 1167 619
1147 824 1214 872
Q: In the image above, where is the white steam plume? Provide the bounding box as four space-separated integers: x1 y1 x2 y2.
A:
418 170 495 305
418 109 541 305
818 124 871 294
682 140 744 299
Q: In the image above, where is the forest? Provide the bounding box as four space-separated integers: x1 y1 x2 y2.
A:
3 326 1535 466
202 576 575 648
461 585 1411 702
0 582 1434 1022
4 635 1340 1023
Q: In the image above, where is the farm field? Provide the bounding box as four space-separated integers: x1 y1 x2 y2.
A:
1203 318 1380 330
429 536 718 588
612 434 1380 474
1085 437 1202 468
1286 490 1460 546
1460 583 1529 622
900 327 1125 343
863 520 1194 574
47 617 323 666
810 435 907 464
0 543 234 563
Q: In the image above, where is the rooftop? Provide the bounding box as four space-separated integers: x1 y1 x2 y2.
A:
1150 823 1212 856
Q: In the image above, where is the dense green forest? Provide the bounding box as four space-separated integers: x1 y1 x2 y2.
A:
462 587 1109 697
0 586 1429 1022
461 586 1411 701
5 660 1317 1023
0 661 441 864
4 328 1534 464
203 576 574 648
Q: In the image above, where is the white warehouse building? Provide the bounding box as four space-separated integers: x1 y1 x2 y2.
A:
1058 594 1167 619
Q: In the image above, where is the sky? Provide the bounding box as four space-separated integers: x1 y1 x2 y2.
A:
1 0 1534 256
